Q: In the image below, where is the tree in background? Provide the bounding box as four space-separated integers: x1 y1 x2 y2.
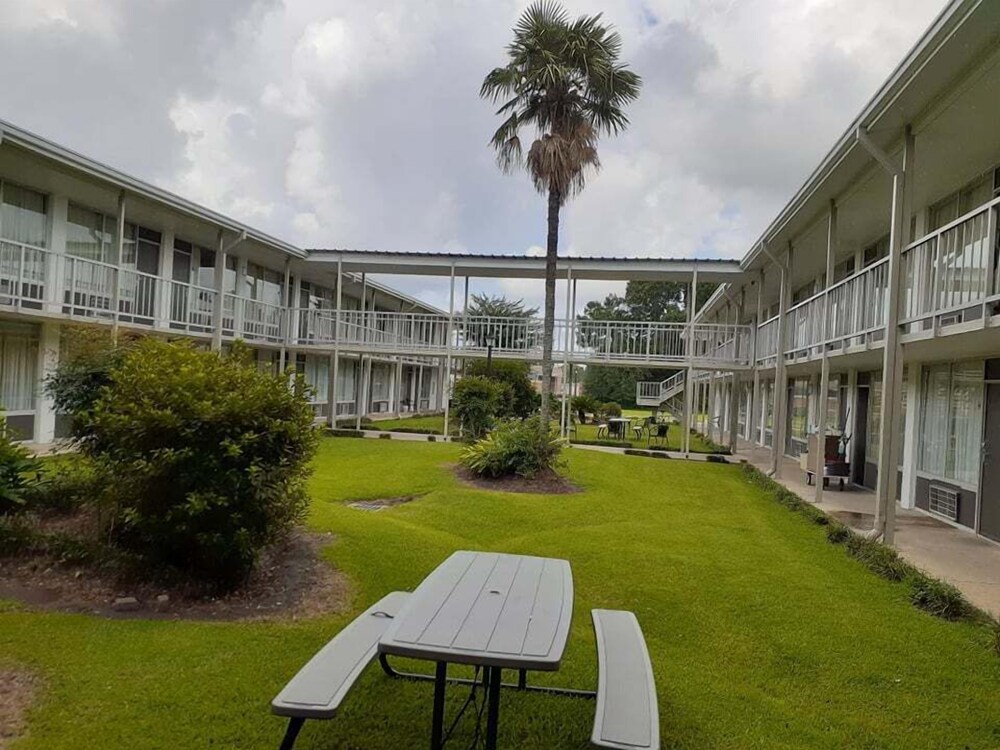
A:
482 0 641 432
464 293 538 374
579 279 718 406
464 359 539 418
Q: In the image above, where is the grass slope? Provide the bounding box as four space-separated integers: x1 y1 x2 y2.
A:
2 439 999 748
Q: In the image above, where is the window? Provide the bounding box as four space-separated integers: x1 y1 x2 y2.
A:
792 280 818 306
929 168 998 232
918 362 983 486
1 182 47 248
833 257 856 284
337 359 357 403
786 377 810 457
121 224 161 274
296 355 330 403
863 235 889 267
866 373 882 464
66 204 115 262
245 262 283 306
0 323 38 413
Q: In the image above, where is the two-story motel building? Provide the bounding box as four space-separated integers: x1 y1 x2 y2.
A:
691 0 1000 545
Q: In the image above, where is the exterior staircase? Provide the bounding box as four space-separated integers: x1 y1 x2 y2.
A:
635 371 686 408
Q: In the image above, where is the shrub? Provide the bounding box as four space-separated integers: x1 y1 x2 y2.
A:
23 453 98 515
0 514 35 556
464 360 538 418
460 417 563 479
825 522 852 544
453 376 510 439
599 401 622 419
845 534 911 582
0 422 43 515
571 395 600 423
571 438 633 449
907 573 975 621
82 339 318 588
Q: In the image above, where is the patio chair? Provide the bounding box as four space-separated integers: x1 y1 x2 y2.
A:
596 421 609 440
648 423 669 449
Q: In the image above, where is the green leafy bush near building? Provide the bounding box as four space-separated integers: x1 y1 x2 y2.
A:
598 401 622 419
78 339 319 588
460 417 563 479
452 376 510 439
0 423 42 515
464 360 538 418
571 394 600 423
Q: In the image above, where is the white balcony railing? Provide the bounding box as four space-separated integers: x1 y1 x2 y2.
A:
755 315 779 364
636 370 686 406
0 239 47 308
901 196 998 326
294 309 752 366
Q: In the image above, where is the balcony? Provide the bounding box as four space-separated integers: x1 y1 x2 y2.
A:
296 309 753 368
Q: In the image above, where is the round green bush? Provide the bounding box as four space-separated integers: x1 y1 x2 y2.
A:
81 339 318 588
460 416 563 479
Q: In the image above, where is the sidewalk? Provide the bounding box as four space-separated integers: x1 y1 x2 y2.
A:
735 440 1000 618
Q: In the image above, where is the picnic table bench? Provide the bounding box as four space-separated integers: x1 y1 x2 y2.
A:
270 551 659 749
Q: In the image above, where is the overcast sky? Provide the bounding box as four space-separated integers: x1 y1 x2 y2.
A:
0 0 945 311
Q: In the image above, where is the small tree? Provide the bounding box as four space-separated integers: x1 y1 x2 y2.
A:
464 359 538 418
452 376 510 439
82 339 318 587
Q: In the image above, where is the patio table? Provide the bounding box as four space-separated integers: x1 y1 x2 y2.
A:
607 417 633 440
378 550 574 750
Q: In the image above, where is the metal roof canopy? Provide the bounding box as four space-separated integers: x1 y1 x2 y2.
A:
304 250 744 282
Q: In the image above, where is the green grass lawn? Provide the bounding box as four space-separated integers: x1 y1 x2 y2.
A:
373 409 719 452
3 439 999 748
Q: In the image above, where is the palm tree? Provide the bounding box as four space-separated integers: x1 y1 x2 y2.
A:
481 0 640 429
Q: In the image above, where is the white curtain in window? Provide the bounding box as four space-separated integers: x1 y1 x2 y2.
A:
919 362 983 485
337 359 356 402
866 374 882 463
1 183 47 248
370 364 391 401
66 204 113 262
951 363 983 485
0 329 38 412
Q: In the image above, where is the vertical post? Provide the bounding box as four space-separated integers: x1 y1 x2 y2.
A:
815 202 837 502
875 126 914 545
900 364 921 509
279 259 292 373
417 364 424 412
395 358 404 417
443 265 456 438
328 259 343 428
355 273 367 430
211 229 226 351
771 244 791 476
751 271 764 444
560 267 572 437
33 321 60 444
684 266 699 457
111 191 126 343
156 229 175 328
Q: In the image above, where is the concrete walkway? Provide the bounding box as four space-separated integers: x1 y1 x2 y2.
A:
735 440 1000 618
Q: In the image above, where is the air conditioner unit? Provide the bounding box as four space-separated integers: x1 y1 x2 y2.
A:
928 484 959 521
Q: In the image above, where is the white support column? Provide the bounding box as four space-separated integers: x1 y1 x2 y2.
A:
395 358 404 417
443 265 456 437
751 271 763 445
157 230 175 328
768 244 791 476
111 191 126 343
278 260 292 373
45 195 68 314
211 230 226 351
815 202 837 502
873 126 914 545
33 321 60 444
416 364 424 412
560 267 572 437
684 266 699 457
900 364 920 509
355 273 368 431
328 260 342 428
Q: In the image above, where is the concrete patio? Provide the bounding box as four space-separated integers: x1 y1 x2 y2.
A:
735 441 1000 618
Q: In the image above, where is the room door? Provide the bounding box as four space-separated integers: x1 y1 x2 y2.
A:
979 382 1000 542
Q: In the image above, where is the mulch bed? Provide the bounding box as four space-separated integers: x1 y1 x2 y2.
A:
0 668 39 750
0 528 348 622
452 465 581 495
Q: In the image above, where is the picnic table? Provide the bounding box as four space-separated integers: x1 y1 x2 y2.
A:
271 549 660 750
379 550 573 749
606 417 633 440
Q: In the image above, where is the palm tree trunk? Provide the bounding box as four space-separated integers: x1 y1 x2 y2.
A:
539 185 560 431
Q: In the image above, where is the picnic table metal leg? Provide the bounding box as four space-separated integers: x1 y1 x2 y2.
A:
278 717 304 750
517 669 526 690
485 666 502 750
431 661 447 749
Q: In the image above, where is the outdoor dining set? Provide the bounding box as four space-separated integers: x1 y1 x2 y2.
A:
271 550 660 749
596 415 671 447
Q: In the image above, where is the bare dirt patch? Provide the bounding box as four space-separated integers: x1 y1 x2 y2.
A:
452 465 581 495
0 529 348 622
0 668 39 750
